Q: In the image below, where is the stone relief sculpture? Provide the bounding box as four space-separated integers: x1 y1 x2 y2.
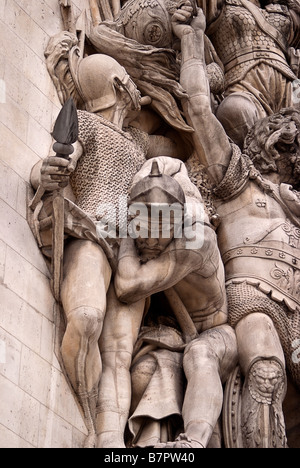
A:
177 6 300 447
27 0 300 449
114 156 237 448
30 15 208 447
197 0 300 147
29 52 149 448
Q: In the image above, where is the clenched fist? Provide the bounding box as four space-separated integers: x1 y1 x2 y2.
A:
40 156 73 192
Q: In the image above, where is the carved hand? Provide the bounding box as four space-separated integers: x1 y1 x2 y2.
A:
171 1 194 39
190 8 206 34
40 156 73 191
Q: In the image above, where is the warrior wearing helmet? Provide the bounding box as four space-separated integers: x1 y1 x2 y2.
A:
31 42 188 447
67 54 147 229
32 19 219 447
174 6 300 447
113 156 237 448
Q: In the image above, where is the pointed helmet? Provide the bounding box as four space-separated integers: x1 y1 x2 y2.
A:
76 54 141 113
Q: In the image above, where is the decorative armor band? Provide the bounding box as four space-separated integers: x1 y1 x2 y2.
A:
224 47 288 74
222 244 300 270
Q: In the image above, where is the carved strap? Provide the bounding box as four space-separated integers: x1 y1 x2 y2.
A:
224 47 288 74
222 244 300 269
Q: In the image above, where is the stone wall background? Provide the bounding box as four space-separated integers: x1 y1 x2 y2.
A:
0 0 88 448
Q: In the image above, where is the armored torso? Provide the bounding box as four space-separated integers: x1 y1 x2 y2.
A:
70 111 149 227
212 144 300 311
216 178 300 311
209 0 296 87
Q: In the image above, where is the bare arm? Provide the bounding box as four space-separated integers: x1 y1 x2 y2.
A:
174 6 232 185
114 238 201 304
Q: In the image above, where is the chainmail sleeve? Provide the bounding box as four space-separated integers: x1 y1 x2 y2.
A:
213 144 251 201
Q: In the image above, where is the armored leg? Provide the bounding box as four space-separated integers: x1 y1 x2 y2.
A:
236 313 287 448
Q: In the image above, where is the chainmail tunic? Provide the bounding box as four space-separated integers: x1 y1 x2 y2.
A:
70 111 149 229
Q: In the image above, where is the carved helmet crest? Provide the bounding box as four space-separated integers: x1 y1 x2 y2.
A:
130 160 186 205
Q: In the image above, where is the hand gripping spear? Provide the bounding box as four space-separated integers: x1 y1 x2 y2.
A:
51 98 78 302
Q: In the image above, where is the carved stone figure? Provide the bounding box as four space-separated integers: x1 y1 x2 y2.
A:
85 0 225 159
197 0 300 147
31 22 208 446
26 0 300 448
44 29 192 162
114 156 238 448
29 51 153 448
176 7 300 447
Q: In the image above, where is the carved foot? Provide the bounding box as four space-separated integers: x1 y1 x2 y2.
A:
155 434 204 449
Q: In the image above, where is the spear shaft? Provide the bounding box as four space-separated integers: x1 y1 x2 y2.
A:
51 98 78 302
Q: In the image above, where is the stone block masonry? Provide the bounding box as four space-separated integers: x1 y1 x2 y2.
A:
0 0 89 448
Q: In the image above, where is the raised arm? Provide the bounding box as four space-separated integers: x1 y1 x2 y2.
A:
174 6 232 185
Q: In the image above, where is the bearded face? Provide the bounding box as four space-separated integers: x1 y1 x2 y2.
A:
275 121 300 189
244 108 300 190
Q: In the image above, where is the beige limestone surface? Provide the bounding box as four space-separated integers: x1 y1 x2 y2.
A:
0 0 89 448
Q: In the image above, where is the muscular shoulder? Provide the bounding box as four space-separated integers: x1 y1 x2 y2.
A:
165 224 219 266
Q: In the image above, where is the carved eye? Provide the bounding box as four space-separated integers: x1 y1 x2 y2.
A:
255 376 265 385
270 378 278 386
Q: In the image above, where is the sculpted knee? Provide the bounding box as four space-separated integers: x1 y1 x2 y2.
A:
183 340 215 378
100 329 135 370
246 358 286 404
68 306 104 340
